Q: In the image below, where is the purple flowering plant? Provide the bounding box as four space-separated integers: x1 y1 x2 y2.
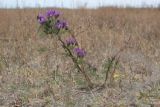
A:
37 9 123 89
37 9 97 88
37 9 127 90
37 10 66 35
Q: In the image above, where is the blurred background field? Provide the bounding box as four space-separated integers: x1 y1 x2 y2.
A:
0 8 160 107
0 0 159 8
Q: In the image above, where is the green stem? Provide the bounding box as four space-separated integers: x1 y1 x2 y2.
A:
103 56 115 86
55 32 93 88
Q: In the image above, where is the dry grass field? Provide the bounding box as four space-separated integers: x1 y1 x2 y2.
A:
0 8 160 107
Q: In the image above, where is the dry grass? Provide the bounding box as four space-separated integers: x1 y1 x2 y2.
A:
0 8 160 107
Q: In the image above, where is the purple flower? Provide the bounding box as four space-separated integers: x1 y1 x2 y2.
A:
37 14 47 24
66 37 78 46
74 48 86 58
55 20 68 30
46 10 60 18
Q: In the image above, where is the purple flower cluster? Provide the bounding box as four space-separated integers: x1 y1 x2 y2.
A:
66 37 78 46
37 14 47 24
74 48 86 58
37 10 60 24
55 20 68 30
46 10 60 18
37 10 68 32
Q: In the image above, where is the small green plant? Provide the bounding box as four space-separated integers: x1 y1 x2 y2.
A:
102 56 118 85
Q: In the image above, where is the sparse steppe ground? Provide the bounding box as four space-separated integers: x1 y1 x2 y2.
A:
0 8 160 107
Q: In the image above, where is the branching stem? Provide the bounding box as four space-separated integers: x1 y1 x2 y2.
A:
55 32 93 88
